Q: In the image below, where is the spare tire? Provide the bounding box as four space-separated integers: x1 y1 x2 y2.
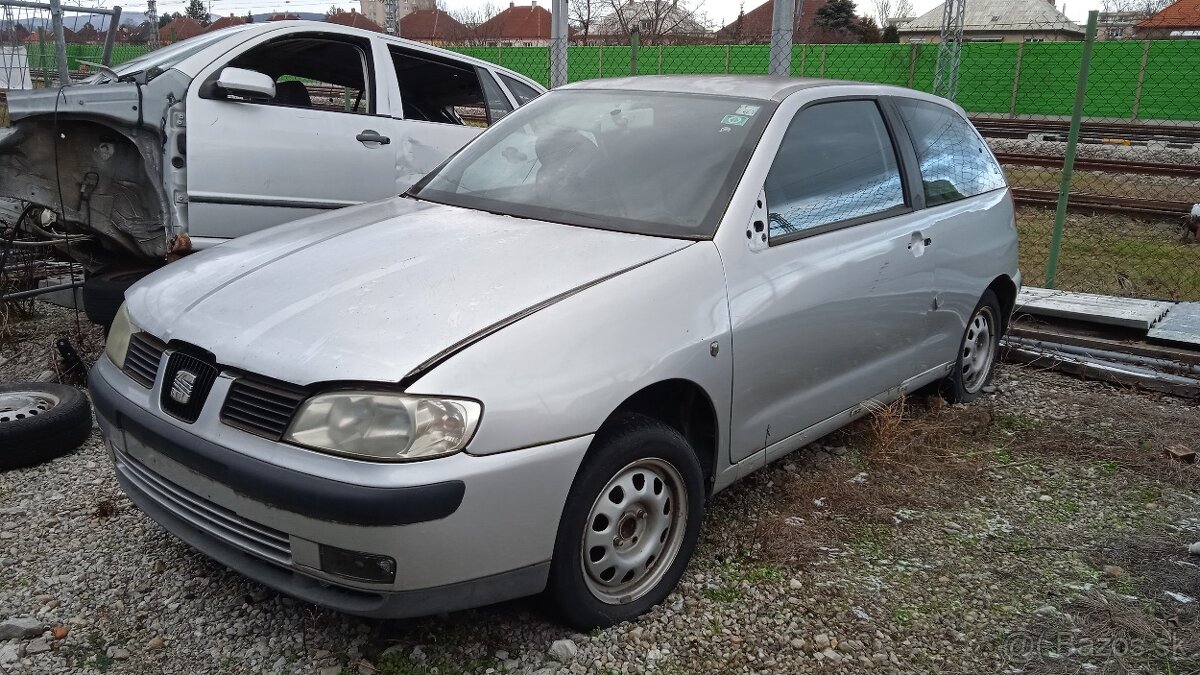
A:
83 269 153 328
0 383 93 471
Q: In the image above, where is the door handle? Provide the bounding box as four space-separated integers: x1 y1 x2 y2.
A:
356 130 391 145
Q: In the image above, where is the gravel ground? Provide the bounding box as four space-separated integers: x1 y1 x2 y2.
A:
1 306 1198 675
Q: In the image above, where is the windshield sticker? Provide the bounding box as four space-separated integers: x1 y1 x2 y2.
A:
721 114 749 127
734 105 760 116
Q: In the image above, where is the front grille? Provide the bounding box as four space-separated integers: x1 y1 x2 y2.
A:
115 447 292 565
221 377 307 440
159 352 218 423
124 333 166 388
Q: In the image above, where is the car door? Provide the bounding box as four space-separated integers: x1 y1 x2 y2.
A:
376 44 515 190
887 96 1012 365
185 29 397 240
723 97 940 464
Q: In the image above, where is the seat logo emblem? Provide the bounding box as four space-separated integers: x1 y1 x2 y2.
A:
170 369 197 405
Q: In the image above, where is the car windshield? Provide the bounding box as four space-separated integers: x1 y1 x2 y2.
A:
409 89 776 239
92 25 256 83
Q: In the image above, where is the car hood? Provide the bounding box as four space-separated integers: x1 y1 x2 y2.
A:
126 197 691 386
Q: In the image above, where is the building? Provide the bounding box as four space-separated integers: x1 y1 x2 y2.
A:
159 17 205 43
266 13 301 21
359 0 435 33
475 1 553 46
898 0 1083 43
716 0 850 45
1135 0 1200 38
397 9 470 43
590 0 708 44
1097 10 1142 40
326 8 383 32
205 14 248 33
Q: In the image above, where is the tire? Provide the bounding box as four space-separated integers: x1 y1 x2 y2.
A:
941 289 1002 404
83 269 153 328
0 383 93 471
546 413 705 629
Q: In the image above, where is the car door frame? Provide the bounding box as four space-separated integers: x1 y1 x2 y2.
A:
183 24 396 243
711 85 953 489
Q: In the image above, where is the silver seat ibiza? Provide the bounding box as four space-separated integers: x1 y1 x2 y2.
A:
90 75 1020 628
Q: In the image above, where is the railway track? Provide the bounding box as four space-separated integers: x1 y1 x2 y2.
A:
1011 187 1193 218
994 152 1200 179
973 117 1200 147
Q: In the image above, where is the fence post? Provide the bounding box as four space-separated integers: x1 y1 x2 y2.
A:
598 44 604 78
48 0 70 86
1131 40 1150 121
768 0 795 76
630 27 639 75
1008 40 1023 117
1045 10 1098 289
657 44 662 74
819 44 826 78
549 0 568 88
725 44 730 74
101 6 122 66
907 43 917 88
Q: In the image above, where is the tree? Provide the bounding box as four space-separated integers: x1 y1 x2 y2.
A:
325 5 344 18
855 15 882 42
158 11 181 28
569 0 605 45
872 0 912 29
449 2 503 45
597 0 710 46
881 23 899 42
1101 0 1171 15
815 0 857 33
246 11 255 23
185 0 210 26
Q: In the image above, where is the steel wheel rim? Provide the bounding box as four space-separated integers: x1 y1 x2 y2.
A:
961 306 997 393
580 457 688 605
0 391 59 424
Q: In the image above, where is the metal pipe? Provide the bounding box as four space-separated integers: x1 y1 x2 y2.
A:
0 0 120 13
49 0 71 87
0 281 82 302
1006 345 1200 388
1003 336 1200 375
768 0 795 77
1045 9 1098 288
101 6 122 66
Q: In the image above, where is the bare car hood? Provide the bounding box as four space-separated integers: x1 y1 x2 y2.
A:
125 197 691 386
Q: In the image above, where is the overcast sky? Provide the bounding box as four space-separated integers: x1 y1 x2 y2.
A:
82 0 1099 32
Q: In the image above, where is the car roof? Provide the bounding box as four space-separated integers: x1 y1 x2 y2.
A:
560 75 940 104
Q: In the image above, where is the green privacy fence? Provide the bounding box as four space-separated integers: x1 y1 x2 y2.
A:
20 39 1200 121
449 40 1200 122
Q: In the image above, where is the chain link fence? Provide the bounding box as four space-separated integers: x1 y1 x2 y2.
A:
3 7 1199 300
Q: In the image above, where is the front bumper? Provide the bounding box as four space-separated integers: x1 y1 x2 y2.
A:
89 356 590 618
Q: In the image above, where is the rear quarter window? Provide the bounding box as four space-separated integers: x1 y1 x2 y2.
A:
894 98 1006 207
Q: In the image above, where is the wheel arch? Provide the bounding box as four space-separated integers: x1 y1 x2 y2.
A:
593 378 720 494
986 274 1019 334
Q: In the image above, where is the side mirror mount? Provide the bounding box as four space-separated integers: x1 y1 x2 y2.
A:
747 187 769 252
216 67 276 102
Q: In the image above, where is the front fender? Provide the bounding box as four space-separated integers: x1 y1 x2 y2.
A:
409 241 732 462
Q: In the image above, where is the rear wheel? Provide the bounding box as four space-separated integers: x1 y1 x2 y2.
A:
546 414 704 628
941 290 1001 403
83 269 153 328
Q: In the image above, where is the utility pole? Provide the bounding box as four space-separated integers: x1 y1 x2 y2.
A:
147 0 161 49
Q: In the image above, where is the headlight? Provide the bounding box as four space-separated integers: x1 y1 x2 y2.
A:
105 303 137 370
283 391 481 462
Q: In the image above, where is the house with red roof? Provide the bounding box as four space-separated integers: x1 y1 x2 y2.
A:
1135 0 1200 38
159 17 205 43
476 1 552 46
397 9 470 43
326 8 384 32
717 0 846 44
205 14 247 32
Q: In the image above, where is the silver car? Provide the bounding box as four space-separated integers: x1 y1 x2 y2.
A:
90 76 1020 628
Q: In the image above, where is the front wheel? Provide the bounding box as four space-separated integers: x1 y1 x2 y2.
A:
941 289 1002 403
546 414 704 629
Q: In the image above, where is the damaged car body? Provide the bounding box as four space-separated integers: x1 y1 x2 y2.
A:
0 21 544 312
